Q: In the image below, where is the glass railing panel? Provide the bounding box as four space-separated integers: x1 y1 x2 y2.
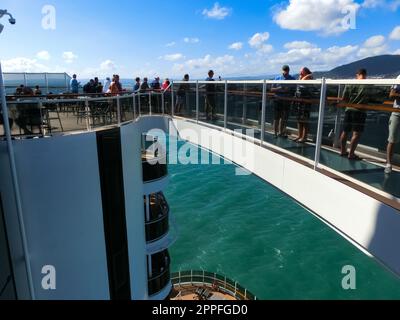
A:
321 82 400 198
88 97 119 129
226 82 263 139
148 267 171 296
263 82 322 161
119 95 134 122
198 82 225 127
138 92 151 115
173 82 197 120
150 92 163 115
2 97 89 137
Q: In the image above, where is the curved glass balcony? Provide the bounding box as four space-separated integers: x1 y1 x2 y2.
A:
148 250 171 296
144 193 170 243
142 154 168 182
148 267 171 297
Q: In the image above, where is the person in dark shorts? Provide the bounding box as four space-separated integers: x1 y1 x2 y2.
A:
271 65 295 138
175 74 190 114
339 69 369 160
205 70 216 120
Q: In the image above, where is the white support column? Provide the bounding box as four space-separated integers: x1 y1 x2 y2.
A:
0 62 36 299
224 80 228 130
314 77 327 170
260 80 267 145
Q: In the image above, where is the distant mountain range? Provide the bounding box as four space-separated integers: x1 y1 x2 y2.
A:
227 54 400 80
313 55 400 79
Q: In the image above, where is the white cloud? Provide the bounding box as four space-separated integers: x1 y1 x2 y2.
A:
36 50 51 60
284 41 316 50
100 60 117 71
394 49 400 54
271 43 359 71
166 41 176 47
249 32 270 48
184 37 200 44
357 35 388 58
362 0 400 10
248 32 273 55
202 2 232 20
2 57 50 73
172 54 235 76
162 53 185 61
228 42 243 50
62 51 78 64
363 35 386 47
390 26 400 40
361 0 381 8
273 0 360 35
358 45 388 58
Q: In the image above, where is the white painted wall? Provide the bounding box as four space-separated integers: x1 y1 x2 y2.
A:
0 133 110 299
120 123 149 300
172 118 400 277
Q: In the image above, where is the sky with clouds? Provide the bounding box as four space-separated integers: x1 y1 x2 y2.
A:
0 0 399 79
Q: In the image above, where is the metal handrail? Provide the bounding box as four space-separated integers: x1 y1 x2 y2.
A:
171 270 257 300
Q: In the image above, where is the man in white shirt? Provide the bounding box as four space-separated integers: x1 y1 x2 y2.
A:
103 77 111 93
385 75 400 174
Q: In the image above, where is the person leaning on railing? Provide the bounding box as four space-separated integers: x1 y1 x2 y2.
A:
270 65 296 138
293 67 313 143
339 68 369 161
385 74 400 174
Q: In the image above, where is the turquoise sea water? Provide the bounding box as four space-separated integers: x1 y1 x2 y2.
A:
165 140 400 300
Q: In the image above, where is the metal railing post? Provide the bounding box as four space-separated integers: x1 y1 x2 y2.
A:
85 98 91 131
44 73 49 95
133 93 137 119
260 80 267 144
138 93 142 116
161 91 165 115
242 83 247 125
23 72 27 87
171 82 175 117
314 78 327 170
333 84 342 148
224 80 228 130
0 63 36 299
117 96 121 124
149 92 152 115
196 80 199 123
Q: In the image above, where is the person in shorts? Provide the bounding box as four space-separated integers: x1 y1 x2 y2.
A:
385 74 400 174
271 65 295 138
339 69 369 160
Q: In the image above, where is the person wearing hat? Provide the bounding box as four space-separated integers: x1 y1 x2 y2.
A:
271 65 295 138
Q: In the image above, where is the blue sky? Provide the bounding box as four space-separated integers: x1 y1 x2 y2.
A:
0 0 399 79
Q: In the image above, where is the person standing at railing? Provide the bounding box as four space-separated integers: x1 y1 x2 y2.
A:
205 70 216 121
339 68 369 160
70 74 80 94
102 77 111 93
134 77 141 92
109 74 123 95
385 74 400 174
176 74 190 115
293 67 313 143
271 65 295 138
